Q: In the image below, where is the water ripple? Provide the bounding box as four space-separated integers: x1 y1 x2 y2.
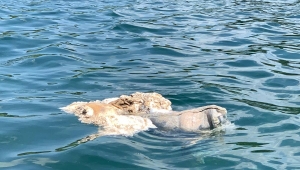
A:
1 0 300 169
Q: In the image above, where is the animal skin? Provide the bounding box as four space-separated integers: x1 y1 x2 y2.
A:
148 105 227 131
60 92 227 136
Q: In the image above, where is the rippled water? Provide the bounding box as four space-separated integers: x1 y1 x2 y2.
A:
1 0 300 169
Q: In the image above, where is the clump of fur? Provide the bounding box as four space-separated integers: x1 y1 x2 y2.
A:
60 94 161 136
108 92 172 115
60 92 227 137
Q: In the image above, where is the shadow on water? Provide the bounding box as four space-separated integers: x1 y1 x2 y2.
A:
235 98 300 115
0 113 40 118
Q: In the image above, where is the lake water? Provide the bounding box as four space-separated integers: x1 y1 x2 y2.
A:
1 0 300 169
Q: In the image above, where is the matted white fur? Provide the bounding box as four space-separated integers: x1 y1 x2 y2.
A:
60 92 228 138
101 97 119 104
60 100 157 137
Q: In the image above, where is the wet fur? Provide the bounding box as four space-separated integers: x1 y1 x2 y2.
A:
60 92 227 136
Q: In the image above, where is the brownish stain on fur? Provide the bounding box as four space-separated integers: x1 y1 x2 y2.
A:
60 92 227 137
109 92 172 115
